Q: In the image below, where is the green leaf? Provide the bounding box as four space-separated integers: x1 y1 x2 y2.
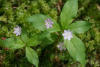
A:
69 21 92 34
21 28 29 43
21 28 41 47
27 14 60 32
21 33 29 43
26 47 39 67
64 35 86 66
60 0 78 29
21 33 40 47
38 31 54 46
26 36 41 47
0 37 25 49
27 14 46 31
47 19 60 33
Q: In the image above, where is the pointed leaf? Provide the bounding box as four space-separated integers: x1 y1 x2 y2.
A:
0 37 25 49
26 37 41 47
69 21 92 34
27 14 60 32
26 47 39 67
60 0 78 29
21 34 40 47
38 31 54 46
64 35 86 66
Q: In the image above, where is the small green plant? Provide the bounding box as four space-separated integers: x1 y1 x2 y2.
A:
0 0 91 67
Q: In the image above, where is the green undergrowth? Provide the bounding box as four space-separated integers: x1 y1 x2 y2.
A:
0 0 100 67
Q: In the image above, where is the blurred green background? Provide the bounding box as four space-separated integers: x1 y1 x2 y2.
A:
0 0 100 67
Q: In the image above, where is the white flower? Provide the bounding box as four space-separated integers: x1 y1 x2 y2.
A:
45 18 54 29
13 26 21 36
62 30 73 40
57 42 66 51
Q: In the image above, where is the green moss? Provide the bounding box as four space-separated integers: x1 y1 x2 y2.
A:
0 0 100 66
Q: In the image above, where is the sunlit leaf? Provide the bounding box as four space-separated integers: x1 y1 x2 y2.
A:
60 0 78 29
26 47 39 67
64 35 86 66
0 37 25 49
69 21 92 34
27 14 60 32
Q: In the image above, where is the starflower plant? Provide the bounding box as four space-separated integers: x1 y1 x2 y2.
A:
27 0 91 66
57 42 66 51
45 18 54 29
13 26 22 36
62 30 73 40
0 0 91 67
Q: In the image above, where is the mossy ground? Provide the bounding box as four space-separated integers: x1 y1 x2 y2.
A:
0 0 100 67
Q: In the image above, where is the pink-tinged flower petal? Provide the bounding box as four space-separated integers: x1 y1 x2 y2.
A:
62 30 73 40
13 26 21 36
57 42 66 51
45 18 54 29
